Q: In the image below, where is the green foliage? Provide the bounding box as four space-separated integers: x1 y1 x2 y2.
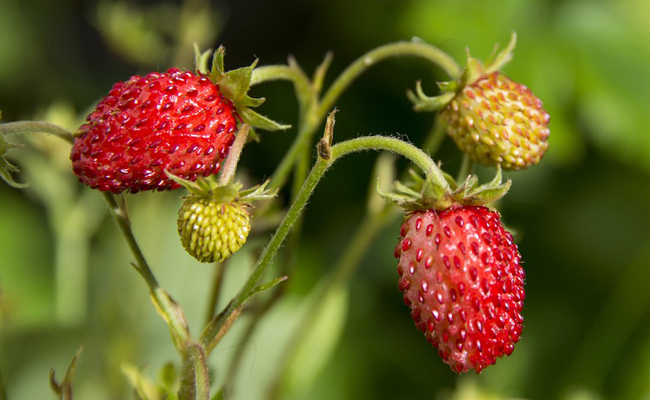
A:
1 0 650 399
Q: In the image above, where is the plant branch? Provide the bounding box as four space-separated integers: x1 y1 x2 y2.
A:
218 123 249 185
201 130 440 353
268 41 459 192
179 343 210 400
0 121 74 144
101 192 190 351
317 40 460 118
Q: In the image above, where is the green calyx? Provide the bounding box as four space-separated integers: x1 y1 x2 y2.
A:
195 45 290 132
379 166 511 211
407 32 517 113
166 171 276 205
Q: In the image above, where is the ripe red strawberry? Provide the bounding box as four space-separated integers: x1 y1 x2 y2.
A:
70 68 237 193
394 205 524 373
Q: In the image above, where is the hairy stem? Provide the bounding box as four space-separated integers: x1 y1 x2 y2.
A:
200 133 439 353
102 192 190 351
0 121 74 144
268 41 459 192
179 343 210 400
318 40 460 118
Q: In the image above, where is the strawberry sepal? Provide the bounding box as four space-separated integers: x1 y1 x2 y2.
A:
205 46 290 132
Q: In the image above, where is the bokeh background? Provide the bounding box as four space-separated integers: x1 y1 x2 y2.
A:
2 0 650 399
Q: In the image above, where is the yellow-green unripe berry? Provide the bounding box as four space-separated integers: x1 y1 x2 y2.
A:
441 72 550 170
177 197 251 263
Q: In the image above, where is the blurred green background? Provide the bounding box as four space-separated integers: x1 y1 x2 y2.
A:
2 0 650 399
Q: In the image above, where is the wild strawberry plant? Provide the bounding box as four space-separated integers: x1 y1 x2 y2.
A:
0 32 548 399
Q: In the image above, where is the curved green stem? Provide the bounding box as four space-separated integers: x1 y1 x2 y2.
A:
251 63 314 113
317 41 460 118
200 134 440 353
102 192 190 351
0 121 74 144
268 41 459 192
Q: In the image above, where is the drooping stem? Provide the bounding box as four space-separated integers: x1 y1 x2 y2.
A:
200 131 442 353
317 41 461 118
251 63 313 112
102 192 190 351
0 121 74 144
266 116 447 396
267 40 459 192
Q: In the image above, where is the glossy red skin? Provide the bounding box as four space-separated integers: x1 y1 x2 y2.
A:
394 205 525 373
71 68 237 193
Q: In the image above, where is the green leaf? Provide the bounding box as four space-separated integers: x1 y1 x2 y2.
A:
281 284 349 398
211 45 226 77
407 81 456 112
485 31 517 73
248 275 289 300
122 363 162 400
194 44 213 75
49 347 83 400
238 108 291 131
224 61 259 103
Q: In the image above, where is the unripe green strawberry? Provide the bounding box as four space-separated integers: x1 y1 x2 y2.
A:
441 72 549 170
178 196 251 263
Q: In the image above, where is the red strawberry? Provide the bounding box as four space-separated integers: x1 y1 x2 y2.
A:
394 205 524 373
70 68 237 193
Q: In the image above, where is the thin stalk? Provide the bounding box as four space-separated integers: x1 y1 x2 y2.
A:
218 124 249 185
251 63 314 120
456 154 475 183
269 41 459 192
102 192 190 351
268 119 317 191
317 41 460 118
200 134 440 353
266 118 445 396
0 121 74 144
204 259 229 325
